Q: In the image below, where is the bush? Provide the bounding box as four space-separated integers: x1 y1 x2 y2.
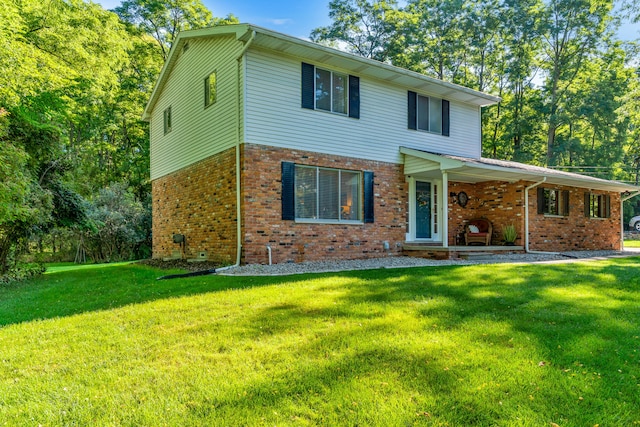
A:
83 183 150 263
0 262 46 286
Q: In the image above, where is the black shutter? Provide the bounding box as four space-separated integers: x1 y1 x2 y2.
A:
348 75 360 119
562 190 570 216
537 187 545 214
604 195 611 218
364 171 374 223
301 63 314 110
442 99 450 137
281 162 295 220
407 91 417 130
584 192 591 217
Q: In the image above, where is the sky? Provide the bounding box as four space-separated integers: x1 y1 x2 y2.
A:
97 0 638 42
97 0 333 39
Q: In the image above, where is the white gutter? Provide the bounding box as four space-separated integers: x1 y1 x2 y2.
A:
217 30 256 273
523 177 561 255
620 191 640 251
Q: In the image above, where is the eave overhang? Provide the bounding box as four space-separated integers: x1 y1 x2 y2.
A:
400 147 639 193
142 23 501 121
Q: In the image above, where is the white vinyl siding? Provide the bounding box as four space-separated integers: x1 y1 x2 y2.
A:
245 49 481 163
150 35 243 180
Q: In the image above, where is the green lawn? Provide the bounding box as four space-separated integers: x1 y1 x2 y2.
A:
624 239 640 248
1 259 640 426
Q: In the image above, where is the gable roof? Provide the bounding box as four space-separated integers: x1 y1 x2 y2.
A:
142 23 501 121
401 147 639 193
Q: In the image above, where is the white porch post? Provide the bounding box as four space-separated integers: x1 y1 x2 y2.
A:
442 171 449 248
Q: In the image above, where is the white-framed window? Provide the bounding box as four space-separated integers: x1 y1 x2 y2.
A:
586 193 610 218
163 106 172 135
315 67 348 115
295 165 361 222
416 94 442 134
538 188 569 216
205 71 217 108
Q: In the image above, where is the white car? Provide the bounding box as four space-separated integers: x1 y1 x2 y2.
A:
630 215 640 231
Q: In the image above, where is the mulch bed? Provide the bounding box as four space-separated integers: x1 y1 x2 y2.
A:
139 259 223 272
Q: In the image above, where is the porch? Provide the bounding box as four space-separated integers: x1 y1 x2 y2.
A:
402 242 525 260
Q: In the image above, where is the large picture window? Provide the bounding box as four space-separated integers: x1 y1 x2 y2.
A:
537 188 569 216
281 162 374 223
295 165 361 221
585 193 610 218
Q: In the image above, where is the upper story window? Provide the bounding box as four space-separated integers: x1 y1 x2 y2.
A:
301 62 360 119
205 71 217 108
163 106 172 135
315 68 347 114
408 91 450 136
281 162 374 224
537 188 569 216
585 193 610 218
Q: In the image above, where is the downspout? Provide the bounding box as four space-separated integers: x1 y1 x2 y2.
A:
621 191 640 250
217 29 256 272
524 177 560 255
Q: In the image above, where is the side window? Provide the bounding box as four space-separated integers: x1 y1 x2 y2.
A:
205 71 217 108
537 188 569 216
163 106 172 135
301 63 360 119
408 91 450 136
585 193 611 218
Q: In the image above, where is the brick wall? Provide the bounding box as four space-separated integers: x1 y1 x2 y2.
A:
448 181 525 246
151 147 237 263
528 185 621 251
447 181 621 250
241 144 407 264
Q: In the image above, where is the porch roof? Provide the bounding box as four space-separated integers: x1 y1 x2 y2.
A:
400 147 639 193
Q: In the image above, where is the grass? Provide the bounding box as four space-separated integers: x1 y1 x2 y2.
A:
624 239 640 248
1 259 640 426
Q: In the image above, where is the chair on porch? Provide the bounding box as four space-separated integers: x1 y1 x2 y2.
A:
464 218 492 246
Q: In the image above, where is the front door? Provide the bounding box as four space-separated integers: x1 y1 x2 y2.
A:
415 181 432 239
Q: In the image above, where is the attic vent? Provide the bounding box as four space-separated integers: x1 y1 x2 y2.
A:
182 42 190 53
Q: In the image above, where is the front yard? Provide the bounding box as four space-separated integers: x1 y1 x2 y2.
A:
1 259 639 425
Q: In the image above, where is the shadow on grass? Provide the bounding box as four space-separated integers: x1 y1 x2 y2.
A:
0 263 292 327
227 257 640 424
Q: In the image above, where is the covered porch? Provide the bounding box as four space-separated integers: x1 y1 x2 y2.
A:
400 146 639 256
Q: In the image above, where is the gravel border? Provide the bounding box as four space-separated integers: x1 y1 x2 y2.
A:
217 249 639 276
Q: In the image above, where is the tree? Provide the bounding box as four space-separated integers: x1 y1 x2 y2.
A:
115 0 238 61
311 0 401 61
539 0 613 165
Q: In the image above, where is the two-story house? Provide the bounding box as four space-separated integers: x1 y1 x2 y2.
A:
143 24 639 265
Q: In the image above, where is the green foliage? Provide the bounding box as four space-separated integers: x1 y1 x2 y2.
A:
83 183 150 263
115 0 238 60
1 259 640 424
502 224 517 242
